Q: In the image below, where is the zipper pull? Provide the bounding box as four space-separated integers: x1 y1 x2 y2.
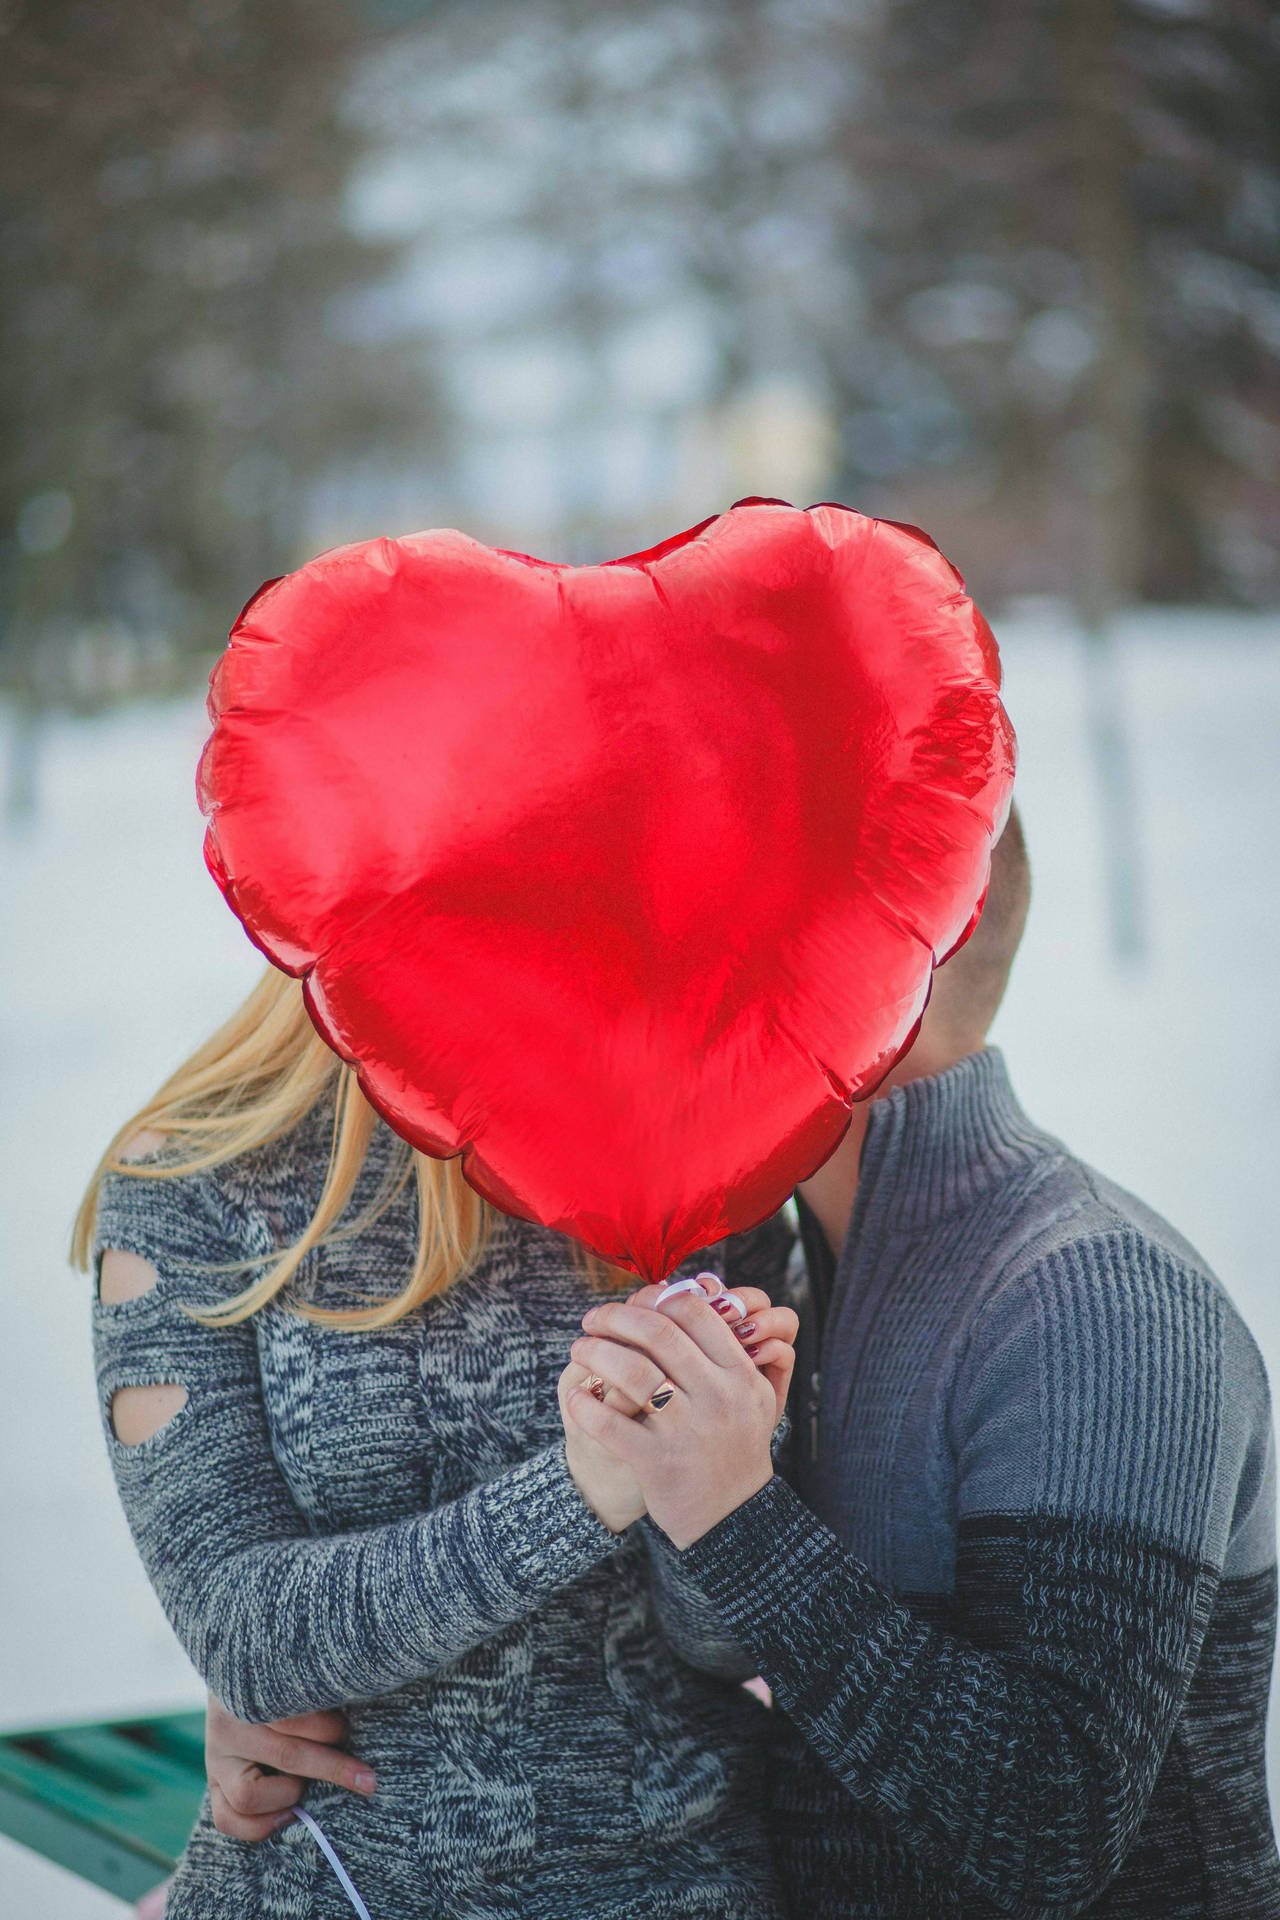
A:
808 1369 822 1462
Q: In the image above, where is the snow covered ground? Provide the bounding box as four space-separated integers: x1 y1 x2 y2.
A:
2 604 1278 1913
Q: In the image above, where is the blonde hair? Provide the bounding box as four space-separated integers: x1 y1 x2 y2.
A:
71 967 623 1329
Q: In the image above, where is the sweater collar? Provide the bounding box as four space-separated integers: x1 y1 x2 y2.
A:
850 1047 1047 1236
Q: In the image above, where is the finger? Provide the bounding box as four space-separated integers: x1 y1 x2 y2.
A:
578 1301 717 1393
731 1305 799 1354
559 1359 614 1410
205 1694 352 1776
218 1764 305 1818
748 1341 797 1423
718 1285 773 1323
743 1337 796 1373
558 1358 593 1406
625 1281 773 1324
560 1353 648 1418
624 1283 668 1310
655 1289 762 1372
210 1779 297 1843
561 1358 623 1415
268 1708 348 1744
570 1336 669 1415
566 1384 655 1464
227 1726 377 1796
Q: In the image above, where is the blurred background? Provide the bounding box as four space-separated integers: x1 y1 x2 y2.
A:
2 0 1278 1910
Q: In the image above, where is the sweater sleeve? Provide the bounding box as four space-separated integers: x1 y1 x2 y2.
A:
675 1235 1242 1918
93 1164 622 1723
642 1524 758 1682
641 1404 792 1686
637 1207 800 1684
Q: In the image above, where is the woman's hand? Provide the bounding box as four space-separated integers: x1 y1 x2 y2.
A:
205 1694 375 1841
565 1288 797 1550
558 1358 649 1533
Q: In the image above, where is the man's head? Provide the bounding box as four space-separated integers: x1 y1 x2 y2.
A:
797 805 1030 1235
896 805 1031 1079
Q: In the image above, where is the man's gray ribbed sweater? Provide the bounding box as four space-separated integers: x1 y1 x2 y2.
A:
655 1048 1280 1917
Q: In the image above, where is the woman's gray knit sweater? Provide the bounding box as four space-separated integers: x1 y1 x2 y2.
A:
92 1097 788 1920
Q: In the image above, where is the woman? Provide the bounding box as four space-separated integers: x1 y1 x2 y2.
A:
75 966 798 1920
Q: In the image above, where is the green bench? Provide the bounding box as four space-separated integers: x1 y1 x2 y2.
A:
0 1711 203 1903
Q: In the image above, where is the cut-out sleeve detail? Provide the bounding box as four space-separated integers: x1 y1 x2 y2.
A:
108 1380 189 1446
98 1247 164 1305
92 1166 623 1721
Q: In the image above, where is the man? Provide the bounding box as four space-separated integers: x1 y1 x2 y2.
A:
201 811 1280 1916
566 807 1280 1916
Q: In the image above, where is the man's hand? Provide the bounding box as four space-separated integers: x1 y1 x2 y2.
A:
206 1694 376 1841
618 1283 798 1429
564 1289 795 1549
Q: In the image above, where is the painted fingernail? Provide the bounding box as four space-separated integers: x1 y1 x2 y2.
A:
733 1320 758 1341
711 1298 738 1319
744 1343 764 1358
354 1770 376 1795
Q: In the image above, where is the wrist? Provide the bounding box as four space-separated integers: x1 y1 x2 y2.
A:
564 1435 644 1534
585 1484 645 1535
663 1461 775 1552
584 1491 645 1535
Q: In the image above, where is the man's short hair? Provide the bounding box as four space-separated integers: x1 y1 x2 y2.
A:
932 805 1030 1045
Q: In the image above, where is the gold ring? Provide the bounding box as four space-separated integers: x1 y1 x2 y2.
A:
584 1372 674 1413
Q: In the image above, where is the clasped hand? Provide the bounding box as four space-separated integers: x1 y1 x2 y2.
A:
557 1283 798 1549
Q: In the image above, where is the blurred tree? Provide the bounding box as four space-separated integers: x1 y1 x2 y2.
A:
829 0 1280 958
3 0 1275 828
834 0 1280 609
0 0 443 810
342 0 855 554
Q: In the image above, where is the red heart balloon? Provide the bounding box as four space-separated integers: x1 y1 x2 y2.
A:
198 499 1014 1279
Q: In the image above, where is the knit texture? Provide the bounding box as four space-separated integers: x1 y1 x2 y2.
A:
92 1096 784 1920
665 1049 1280 1918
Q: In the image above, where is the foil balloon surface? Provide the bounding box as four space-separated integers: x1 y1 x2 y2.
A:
198 498 1015 1279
